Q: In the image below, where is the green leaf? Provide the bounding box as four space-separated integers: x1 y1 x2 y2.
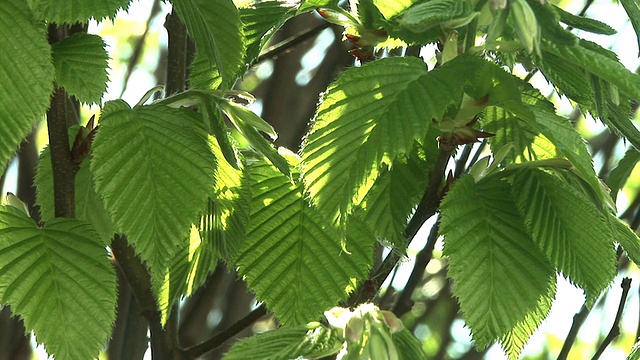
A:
612 216 640 268
360 145 432 248
391 0 474 32
553 4 615 35
373 0 419 18
482 106 556 165
297 0 339 14
527 106 597 189
608 148 640 201
36 148 117 245
223 324 342 360
91 105 216 282
233 157 375 325
173 0 245 85
51 33 109 104
542 39 640 101
240 1 298 64
620 0 640 57
0 205 116 360
0 1 54 169
513 168 616 303
440 175 555 348
27 0 130 23
392 328 428 360
528 0 577 46
188 52 223 90
201 138 250 262
500 280 555 360
301 55 471 224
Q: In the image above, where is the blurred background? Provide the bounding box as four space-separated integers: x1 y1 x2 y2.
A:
1 0 640 359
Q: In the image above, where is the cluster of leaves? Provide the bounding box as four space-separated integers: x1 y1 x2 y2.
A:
3 0 640 359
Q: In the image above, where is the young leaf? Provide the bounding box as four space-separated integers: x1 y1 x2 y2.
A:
172 0 245 85
0 205 117 360
440 175 555 349
51 33 109 104
620 0 640 57
223 324 342 360
240 0 298 64
513 168 617 303
553 4 616 35
27 0 130 23
608 148 640 201
612 216 640 269
36 148 117 245
392 328 428 360
91 105 216 282
233 157 375 325
0 1 54 169
301 56 471 224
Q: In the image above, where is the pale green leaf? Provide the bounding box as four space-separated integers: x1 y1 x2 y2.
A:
620 0 640 57
36 147 117 245
440 175 555 348
173 0 244 85
513 168 616 303
392 328 428 360
500 280 556 360
27 0 130 23
51 33 108 104
223 324 342 360
628 340 640 360
553 4 615 35
373 0 418 19
392 0 474 33
233 158 375 325
241 1 297 64
0 1 54 169
91 105 216 282
0 205 116 360
608 148 640 201
217 100 290 176
301 56 471 223
542 39 640 101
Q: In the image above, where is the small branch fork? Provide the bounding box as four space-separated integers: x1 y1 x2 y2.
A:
591 277 632 360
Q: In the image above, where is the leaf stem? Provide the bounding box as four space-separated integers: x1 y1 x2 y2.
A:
184 304 267 359
591 278 632 360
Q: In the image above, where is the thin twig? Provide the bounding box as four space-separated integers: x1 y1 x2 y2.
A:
184 304 267 359
392 220 440 316
252 23 331 66
557 304 590 360
591 278 632 359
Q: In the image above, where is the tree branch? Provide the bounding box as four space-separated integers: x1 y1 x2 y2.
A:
165 9 188 95
110 235 176 359
47 26 78 218
556 304 590 360
591 278 632 360
184 304 267 359
392 221 440 316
